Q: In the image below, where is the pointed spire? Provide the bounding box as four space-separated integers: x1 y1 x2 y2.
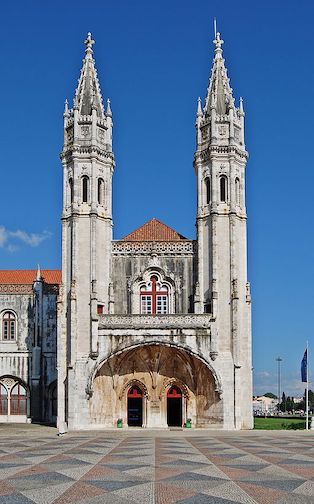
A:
239 96 244 116
36 264 41 281
63 99 69 117
196 97 203 117
84 32 95 57
74 32 105 117
213 31 224 56
106 98 112 117
204 29 235 116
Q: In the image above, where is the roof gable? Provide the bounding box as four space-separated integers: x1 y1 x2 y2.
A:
122 218 187 242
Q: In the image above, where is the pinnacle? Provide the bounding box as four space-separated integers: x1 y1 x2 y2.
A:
74 32 105 117
204 30 235 116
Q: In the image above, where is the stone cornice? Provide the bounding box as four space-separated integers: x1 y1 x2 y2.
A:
60 146 115 162
194 145 248 163
99 313 212 330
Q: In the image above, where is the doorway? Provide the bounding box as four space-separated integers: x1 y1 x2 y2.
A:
167 385 182 427
127 385 143 427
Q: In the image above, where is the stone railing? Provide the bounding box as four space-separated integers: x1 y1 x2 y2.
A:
99 313 212 330
112 240 194 256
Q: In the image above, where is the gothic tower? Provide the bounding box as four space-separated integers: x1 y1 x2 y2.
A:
58 33 114 428
194 32 252 428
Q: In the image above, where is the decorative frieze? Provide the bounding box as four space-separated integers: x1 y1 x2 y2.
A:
0 285 33 294
99 313 212 329
112 240 195 256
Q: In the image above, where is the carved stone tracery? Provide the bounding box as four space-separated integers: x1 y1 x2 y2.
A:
112 240 194 256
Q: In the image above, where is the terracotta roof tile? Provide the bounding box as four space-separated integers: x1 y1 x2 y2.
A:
0 270 61 285
122 218 187 242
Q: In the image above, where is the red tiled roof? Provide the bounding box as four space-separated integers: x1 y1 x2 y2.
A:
0 270 61 285
122 218 187 242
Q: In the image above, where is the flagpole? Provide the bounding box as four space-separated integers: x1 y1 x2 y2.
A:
306 341 309 430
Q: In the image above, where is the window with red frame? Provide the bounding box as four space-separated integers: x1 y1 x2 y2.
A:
0 384 8 415
140 275 169 314
97 304 104 315
10 382 27 415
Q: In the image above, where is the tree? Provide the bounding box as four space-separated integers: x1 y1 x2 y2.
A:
286 396 294 413
302 389 314 413
264 392 277 399
280 392 286 412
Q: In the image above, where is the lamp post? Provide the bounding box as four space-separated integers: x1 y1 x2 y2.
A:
276 357 283 413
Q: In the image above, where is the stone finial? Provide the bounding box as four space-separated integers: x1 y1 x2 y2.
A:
213 31 224 53
84 32 95 55
63 99 69 117
73 95 79 110
106 98 112 117
36 264 41 281
197 97 202 117
239 96 244 116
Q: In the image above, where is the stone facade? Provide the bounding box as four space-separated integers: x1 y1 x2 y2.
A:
0 270 60 423
0 30 253 429
57 31 252 430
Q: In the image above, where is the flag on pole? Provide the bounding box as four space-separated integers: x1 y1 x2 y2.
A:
301 349 307 383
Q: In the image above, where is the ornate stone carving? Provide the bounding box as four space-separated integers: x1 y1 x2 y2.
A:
66 127 73 143
0 377 16 390
0 285 33 294
148 253 160 267
218 125 227 136
97 128 105 143
99 313 212 329
119 379 149 400
81 125 90 137
112 240 194 256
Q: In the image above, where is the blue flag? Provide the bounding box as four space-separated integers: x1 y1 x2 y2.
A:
301 349 307 383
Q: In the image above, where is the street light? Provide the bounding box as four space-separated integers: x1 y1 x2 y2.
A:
276 357 283 413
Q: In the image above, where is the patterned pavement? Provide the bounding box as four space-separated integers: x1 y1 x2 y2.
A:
0 426 314 503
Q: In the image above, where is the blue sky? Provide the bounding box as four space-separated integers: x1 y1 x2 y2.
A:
0 0 313 397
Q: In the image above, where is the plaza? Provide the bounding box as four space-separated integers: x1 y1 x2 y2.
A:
0 425 314 503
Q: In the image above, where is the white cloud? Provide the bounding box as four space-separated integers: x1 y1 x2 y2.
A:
0 225 52 252
256 371 271 378
9 229 52 247
254 369 306 398
0 226 8 247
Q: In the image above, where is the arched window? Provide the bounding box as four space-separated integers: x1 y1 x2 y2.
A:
10 382 27 415
220 175 228 203
235 177 240 205
69 178 73 204
205 177 211 205
82 176 89 203
0 384 8 415
2 312 16 341
98 178 104 205
140 275 169 314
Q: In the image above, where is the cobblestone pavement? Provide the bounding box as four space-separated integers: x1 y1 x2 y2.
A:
1 425 314 503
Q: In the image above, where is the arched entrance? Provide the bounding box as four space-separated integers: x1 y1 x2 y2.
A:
127 385 143 427
0 376 29 422
89 343 223 428
167 385 182 427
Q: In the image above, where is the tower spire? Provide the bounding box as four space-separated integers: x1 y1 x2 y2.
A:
204 30 234 116
74 32 105 117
